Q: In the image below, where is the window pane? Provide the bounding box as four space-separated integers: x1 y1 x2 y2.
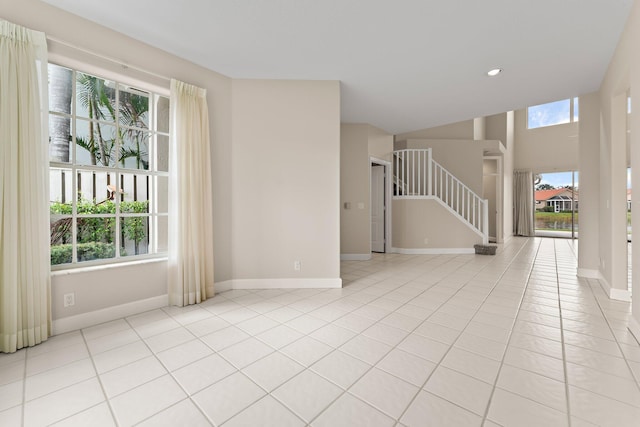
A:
76 72 116 122
528 99 571 129
121 217 149 256
156 95 170 133
76 218 116 262
76 170 117 209
573 97 579 122
49 115 72 163
76 119 117 167
48 64 73 114
157 134 169 172
120 173 150 213
120 129 149 170
50 216 73 265
50 168 72 208
119 85 149 129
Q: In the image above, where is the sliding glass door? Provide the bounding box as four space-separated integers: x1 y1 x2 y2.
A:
534 171 579 239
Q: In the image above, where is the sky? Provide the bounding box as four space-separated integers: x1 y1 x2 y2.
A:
538 171 576 189
538 168 632 190
528 99 574 129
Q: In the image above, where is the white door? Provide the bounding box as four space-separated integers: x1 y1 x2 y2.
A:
371 165 385 252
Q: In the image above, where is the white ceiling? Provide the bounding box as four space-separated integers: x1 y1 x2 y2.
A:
42 0 633 134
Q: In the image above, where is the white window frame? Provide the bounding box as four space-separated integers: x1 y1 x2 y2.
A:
48 62 170 270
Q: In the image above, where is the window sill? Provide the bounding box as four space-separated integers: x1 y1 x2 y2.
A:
51 257 168 277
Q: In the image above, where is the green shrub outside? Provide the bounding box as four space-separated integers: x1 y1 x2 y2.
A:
51 242 119 264
50 198 147 264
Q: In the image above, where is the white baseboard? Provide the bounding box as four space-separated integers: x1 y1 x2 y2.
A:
213 281 233 293
392 247 475 255
629 317 640 344
577 268 600 279
340 254 372 261
596 275 632 302
222 278 342 290
52 294 168 335
51 275 340 336
610 288 632 302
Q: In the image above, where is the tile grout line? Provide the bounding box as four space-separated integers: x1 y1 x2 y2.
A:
480 237 543 425
383 238 534 424
304 253 493 424
21 348 27 427
120 315 217 426
553 238 574 427
584 280 640 396
296 254 480 424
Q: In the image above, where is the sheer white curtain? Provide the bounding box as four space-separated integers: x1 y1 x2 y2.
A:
168 79 214 306
514 170 535 236
0 21 51 353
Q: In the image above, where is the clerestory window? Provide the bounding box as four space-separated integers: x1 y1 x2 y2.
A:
527 97 579 129
48 63 169 268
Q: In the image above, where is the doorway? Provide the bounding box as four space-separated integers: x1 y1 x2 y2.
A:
534 171 579 239
483 157 502 242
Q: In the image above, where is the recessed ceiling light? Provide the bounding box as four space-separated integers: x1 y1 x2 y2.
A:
487 68 502 77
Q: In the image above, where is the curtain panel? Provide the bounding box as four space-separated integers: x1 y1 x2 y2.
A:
0 20 51 353
514 170 535 237
168 79 214 306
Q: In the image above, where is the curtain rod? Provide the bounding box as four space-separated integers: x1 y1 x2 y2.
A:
46 35 171 83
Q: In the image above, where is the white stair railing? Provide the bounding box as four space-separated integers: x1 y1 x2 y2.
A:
393 149 488 244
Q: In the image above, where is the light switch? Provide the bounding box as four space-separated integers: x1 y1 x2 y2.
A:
344 202 351 209
357 202 365 209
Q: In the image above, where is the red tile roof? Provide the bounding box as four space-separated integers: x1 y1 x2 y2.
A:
535 188 566 202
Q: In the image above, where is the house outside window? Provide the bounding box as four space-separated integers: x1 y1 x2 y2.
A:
48 63 169 268
527 97 579 129
535 188 579 212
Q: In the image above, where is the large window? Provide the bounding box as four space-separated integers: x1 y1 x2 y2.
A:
527 97 579 129
48 63 169 267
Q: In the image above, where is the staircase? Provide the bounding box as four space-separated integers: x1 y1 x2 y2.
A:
393 148 489 245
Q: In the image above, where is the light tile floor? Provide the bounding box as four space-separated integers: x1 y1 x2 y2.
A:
2 237 640 426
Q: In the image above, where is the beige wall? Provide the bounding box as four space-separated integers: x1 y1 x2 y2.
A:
598 12 634 299
392 199 482 249
395 119 475 141
577 93 601 274
404 139 485 195
340 124 393 256
51 261 167 320
630 1 640 324
340 124 371 255
231 79 341 280
592 0 640 329
514 109 579 172
368 125 394 162
2 0 233 322
474 117 486 140
486 112 515 241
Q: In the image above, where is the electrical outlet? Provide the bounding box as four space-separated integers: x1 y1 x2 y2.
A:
63 292 75 307
294 261 301 271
